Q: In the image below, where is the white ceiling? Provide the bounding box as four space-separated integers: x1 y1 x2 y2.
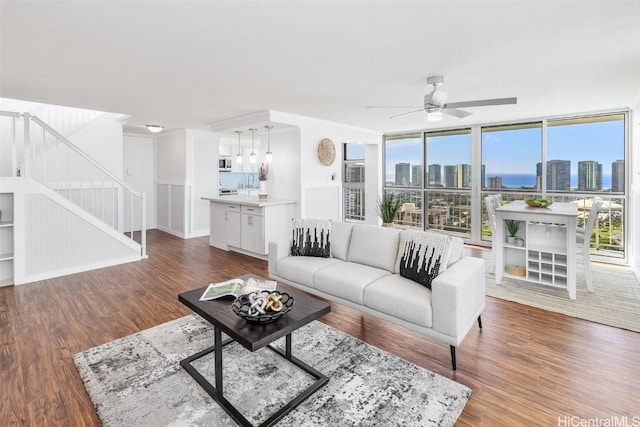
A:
2 1 639 135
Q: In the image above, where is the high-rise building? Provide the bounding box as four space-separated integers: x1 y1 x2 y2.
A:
344 162 365 221
411 165 423 187
536 160 571 191
395 163 411 186
344 188 365 221
481 164 486 188
443 165 458 188
345 162 365 183
457 164 471 188
487 176 503 189
428 164 441 187
578 161 602 191
612 160 624 192
547 160 571 191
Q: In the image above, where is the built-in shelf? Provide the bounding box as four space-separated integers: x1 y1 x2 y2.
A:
0 192 14 287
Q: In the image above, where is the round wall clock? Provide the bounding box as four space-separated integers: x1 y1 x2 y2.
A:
318 138 336 166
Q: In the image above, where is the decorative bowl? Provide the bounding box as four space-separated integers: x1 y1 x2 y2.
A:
525 198 553 208
231 291 295 323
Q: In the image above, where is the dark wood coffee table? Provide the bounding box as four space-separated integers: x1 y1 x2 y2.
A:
178 276 331 427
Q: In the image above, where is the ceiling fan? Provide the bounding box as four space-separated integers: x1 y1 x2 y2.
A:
367 75 517 121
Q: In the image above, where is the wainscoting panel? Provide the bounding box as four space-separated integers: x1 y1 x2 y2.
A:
23 193 140 281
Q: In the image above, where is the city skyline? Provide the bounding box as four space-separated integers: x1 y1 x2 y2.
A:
386 159 623 191
385 116 625 191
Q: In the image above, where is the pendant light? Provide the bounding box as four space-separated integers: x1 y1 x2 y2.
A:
264 125 273 163
235 130 243 164
249 128 257 164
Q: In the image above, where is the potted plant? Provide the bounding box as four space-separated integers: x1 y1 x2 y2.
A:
506 219 520 244
377 194 402 227
258 163 269 199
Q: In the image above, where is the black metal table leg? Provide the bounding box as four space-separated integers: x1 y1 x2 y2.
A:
181 331 328 427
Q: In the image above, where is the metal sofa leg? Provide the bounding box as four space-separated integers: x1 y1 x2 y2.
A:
450 345 457 370
478 315 483 329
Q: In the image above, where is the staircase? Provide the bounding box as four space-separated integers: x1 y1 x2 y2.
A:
0 110 145 285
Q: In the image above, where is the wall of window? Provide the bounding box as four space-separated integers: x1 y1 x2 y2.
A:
384 112 629 261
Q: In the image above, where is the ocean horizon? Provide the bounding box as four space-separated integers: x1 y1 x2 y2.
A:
494 173 612 189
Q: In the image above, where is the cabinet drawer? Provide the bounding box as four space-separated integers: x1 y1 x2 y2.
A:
241 205 264 216
225 204 241 213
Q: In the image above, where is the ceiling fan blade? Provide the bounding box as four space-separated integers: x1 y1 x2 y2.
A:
445 97 517 109
366 105 422 109
390 109 424 119
446 108 472 118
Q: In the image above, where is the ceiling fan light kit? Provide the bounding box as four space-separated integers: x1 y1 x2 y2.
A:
368 75 517 121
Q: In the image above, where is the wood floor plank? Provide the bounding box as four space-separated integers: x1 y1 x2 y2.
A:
1 230 638 426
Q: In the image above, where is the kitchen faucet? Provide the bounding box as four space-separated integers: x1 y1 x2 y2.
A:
246 174 255 189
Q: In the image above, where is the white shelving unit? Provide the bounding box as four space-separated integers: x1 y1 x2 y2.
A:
494 201 578 300
0 192 14 286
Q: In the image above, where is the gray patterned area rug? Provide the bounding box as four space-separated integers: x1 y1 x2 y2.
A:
486 264 640 332
74 315 471 426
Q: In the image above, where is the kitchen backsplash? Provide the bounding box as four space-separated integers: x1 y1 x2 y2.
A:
219 172 259 190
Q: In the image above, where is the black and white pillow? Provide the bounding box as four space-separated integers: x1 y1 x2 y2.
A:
291 219 331 258
397 231 451 289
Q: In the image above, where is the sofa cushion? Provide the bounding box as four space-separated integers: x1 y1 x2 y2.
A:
447 235 464 267
363 275 433 328
330 221 354 261
277 256 342 288
395 230 451 290
347 225 401 273
314 262 391 305
291 218 331 258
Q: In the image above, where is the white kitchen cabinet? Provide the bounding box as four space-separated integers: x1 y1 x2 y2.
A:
204 196 295 259
241 212 264 254
209 202 241 250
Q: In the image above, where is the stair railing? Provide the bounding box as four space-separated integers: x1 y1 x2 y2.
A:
0 111 146 257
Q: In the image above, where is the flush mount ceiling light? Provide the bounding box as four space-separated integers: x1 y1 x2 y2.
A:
249 128 257 164
235 130 243 164
426 108 444 122
145 124 164 133
264 125 273 163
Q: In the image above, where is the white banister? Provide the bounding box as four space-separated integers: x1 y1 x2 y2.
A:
0 111 146 256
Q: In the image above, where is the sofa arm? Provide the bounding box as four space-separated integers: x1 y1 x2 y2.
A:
431 257 486 343
268 238 291 276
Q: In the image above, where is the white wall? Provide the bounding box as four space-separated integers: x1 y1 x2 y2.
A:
270 111 382 221
156 130 187 181
123 134 156 230
188 130 217 237
365 142 382 225
69 114 124 177
156 130 187 236
266 128 301 216
630 102 639 280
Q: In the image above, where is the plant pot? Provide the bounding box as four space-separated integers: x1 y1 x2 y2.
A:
507 236 516 244
382 222 394 228
258 180 268 200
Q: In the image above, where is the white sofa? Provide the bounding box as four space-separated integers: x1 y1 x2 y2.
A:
268 221 486 370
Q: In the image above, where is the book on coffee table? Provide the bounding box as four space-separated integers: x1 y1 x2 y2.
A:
199 277 277 301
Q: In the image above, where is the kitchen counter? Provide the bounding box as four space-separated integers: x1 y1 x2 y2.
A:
202 195 296 208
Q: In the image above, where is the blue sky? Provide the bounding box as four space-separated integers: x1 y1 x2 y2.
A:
385 118 625 177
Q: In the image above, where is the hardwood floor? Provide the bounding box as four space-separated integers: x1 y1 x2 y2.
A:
1 230 638 426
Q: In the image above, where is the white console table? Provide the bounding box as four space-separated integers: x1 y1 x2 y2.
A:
494 201 578 299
